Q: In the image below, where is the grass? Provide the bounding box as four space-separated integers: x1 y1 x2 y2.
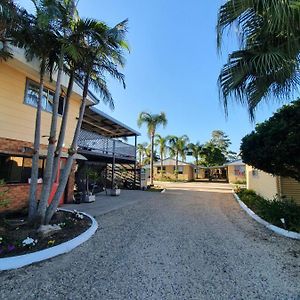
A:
236 188 300 233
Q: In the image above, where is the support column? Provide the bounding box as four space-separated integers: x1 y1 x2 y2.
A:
111 140 116 189
134 134 137 189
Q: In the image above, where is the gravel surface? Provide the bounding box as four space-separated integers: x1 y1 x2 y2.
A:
0 186 299 299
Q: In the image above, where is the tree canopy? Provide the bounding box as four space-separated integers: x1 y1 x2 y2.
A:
217 0 300 118
241 99 300 181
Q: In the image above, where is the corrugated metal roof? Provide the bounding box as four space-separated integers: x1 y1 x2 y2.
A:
82 106 140 138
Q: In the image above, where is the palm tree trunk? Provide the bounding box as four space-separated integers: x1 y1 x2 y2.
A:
51 71 75 185
160 151 163 180
28 59 45 223
150 132 154 186
176 152 179 181
37 53 64 224
196 157 199 179
45 76 89 224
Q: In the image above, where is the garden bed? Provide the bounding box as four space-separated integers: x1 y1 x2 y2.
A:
0 210 91 258
236 189 300 233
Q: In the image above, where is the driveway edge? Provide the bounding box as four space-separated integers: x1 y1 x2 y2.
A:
0 209 98 271
233 192 300 240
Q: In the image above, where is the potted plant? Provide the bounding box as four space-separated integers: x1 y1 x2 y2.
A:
108 178 122 196
84 168 100 202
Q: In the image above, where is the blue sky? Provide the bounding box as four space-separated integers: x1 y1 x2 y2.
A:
19 0 287 152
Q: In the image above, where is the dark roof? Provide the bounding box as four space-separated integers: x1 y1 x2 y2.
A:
82 106 140 138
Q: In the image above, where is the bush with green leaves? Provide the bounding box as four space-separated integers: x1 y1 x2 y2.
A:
236 189 300 233
241 100 300 181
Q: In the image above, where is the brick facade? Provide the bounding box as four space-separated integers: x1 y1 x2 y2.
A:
0 137 75 213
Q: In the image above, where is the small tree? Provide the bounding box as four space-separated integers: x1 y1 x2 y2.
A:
168 135 189 180
188 142 202 178
200 142 226 167
137 142 147 166
155 134 168 179
241 100 300 181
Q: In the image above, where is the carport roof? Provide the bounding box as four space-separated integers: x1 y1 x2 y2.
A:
82 106 140 138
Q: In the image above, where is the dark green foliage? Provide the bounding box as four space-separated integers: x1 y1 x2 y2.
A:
237 189 300 232
200 142 227 167
217 0 300 118
241 100 300 181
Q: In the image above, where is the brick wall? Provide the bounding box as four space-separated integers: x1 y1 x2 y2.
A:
0 183 42 213
0 137 75 212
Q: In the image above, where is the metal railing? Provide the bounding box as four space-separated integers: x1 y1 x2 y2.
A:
78 130 136 160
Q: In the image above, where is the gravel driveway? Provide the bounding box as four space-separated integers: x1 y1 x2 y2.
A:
0 184 299 299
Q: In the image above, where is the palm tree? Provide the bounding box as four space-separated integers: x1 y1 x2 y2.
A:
217 0 300 118
155 134 168 179
143 145 159 166
137 112 167 186
37 0 79 224
0 0 22 61
188 142 202 179
44 18 129 224
168 135 189 180
13 8 60 222
137 142 147 166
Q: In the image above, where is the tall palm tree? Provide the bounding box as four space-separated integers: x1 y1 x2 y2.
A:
188 142 202 179
168 135 189 180
137 112 167 186
155 134 168 179
13 8 60 222
137 142 147 165
37 0 79 224
44 18 129 224
217 0 300 118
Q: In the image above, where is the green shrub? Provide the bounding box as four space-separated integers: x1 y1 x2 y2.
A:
236 189 300 232
233 180 246 185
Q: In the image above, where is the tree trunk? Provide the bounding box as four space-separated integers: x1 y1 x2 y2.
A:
45 76 89 224
160 151 163 180
196 157 199 179
28 59 45 223
175 152 179 181
150 132 154 186
37 53 64 224
51 71 75 185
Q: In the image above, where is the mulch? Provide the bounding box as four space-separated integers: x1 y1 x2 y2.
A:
0 210 91 258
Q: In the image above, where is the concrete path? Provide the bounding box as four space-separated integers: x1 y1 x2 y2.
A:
62 190 151 218
0 183 299 299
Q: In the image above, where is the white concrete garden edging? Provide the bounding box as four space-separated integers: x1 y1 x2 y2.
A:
0 209 98 271
233 192 300 240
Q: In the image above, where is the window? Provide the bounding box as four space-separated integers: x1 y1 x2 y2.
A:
0 154 45 184
174 166 183 174
157 166 166 174
178 166 183 174
24 79 65 115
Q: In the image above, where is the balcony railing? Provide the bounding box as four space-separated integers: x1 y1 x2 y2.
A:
78 130 136 161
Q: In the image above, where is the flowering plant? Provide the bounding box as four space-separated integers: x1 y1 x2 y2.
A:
22 237 38 247
73 210 84 220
